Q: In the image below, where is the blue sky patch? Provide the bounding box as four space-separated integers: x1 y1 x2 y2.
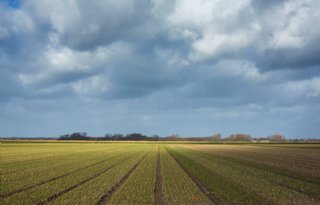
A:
2 0 20 8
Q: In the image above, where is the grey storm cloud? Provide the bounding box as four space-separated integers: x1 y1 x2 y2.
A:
0 0 319 138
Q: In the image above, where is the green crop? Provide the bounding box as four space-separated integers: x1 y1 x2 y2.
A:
1 142 319 205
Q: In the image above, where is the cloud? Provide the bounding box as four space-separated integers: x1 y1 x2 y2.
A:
18 45 111 86
279 77 320 99
24 0 159 50
0 0 319 138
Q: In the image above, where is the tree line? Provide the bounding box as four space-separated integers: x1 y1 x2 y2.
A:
58 132 288 142
59 133 160 141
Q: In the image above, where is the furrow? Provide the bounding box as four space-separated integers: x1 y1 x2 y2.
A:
35 158 128 205
165 148 220 205
0 155 119 198
154 146 165 205
96 152 149 205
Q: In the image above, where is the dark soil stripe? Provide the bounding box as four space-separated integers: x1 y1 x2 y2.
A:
0 155 120 198
193 159 276 205
165 148 220 205
96 152 149 205
186 152 318 204
154 146 165 205
186 149 320 200
220 156 320 199
214 154 320 185
36 158 128 205
253 174 320 201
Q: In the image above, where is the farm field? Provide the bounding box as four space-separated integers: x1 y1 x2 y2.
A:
1 142 320 205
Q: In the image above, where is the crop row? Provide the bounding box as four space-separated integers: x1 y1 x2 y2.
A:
2 144 135 173
2 146 149 205
183 144 320 183
160 146 210 204
1 143 119 164
2 142 319 205
1 144 139 195
167 145 320 205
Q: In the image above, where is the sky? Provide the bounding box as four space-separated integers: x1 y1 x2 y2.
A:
0 0 319 138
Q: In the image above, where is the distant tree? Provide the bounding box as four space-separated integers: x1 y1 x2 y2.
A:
125 133 147 141
103 134 112 140
113 134 124 140
151 135 160 141
227 134 252 141
210 134 221 141
58 132 92 140
268 134 286 142
104 134 112 138
59 134 70 140
163 134 182 141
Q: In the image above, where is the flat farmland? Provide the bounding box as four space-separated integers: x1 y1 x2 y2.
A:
1 142 320 204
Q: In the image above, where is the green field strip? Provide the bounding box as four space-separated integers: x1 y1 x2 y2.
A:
166 147 221 205
177 147 320 205
2 144 144 173
1 145 136 194
167 147 265 205
183 146 320 200
3 150 109 177
109 145 157 205
2 143 319 205
1 144 134 172
36 160 128 205
3 146 126 168
50 148 151 205
2 144 134 180
1 143 103 164
1 149 141 205
161 146 211 205
1 153 123 198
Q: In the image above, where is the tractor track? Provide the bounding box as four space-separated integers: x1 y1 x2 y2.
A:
96 152 149 205
35 158 128 205
165 148 223 205
154 146 166 205
0 155 120 198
